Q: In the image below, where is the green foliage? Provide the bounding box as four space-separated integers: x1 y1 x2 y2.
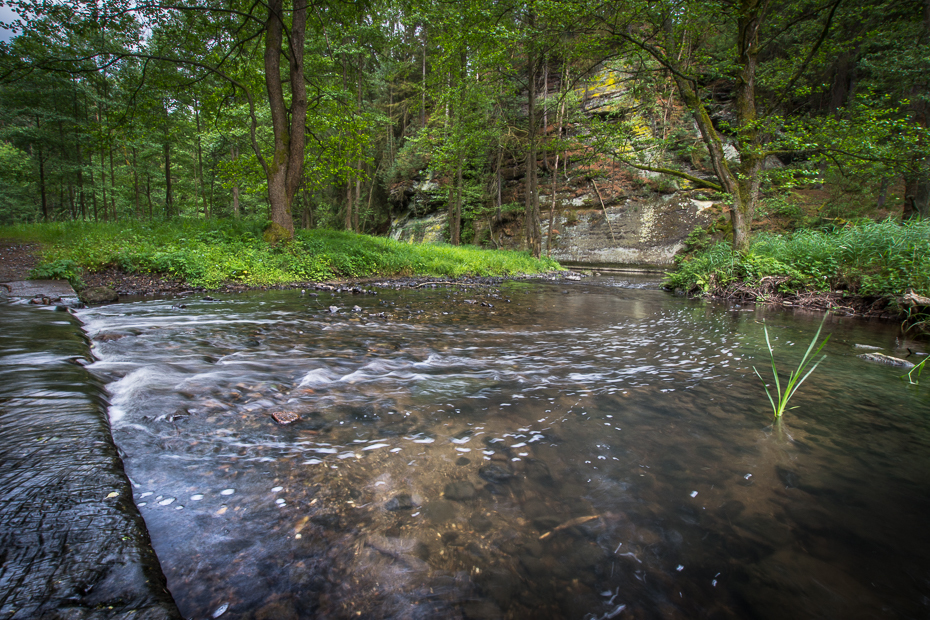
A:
28 259 84 289
754 315 831 420
4 218 561 289
666 219 930 298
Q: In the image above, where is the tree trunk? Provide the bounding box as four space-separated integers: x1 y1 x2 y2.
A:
89 167 98 222
133 147 141 220
100 151 109 222
524 24 541 258
146 173 153 220
421 26 427 127
452 160 462 245
355 61 363 232
108 140 117 221
231 144 241 218
904 174 930 220
668 0 764 252
195 106 207 218
259 0 308 239
164 138 172 218
34 115 49 221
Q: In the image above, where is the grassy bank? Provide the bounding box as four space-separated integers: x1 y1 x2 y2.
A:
0 218 562 288
666 219 930 305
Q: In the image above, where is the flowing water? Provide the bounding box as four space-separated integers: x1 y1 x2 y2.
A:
70 276 930 619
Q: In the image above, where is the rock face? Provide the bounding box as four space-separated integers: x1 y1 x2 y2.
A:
389 190 718 266
81 285 119 304
539 193 716 265
383 62 726 266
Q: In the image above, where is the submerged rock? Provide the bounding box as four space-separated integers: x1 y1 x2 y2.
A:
385 493 415 511
443 480 477 501
479 464 515 484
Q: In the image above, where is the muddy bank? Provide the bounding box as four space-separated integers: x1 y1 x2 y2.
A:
677 276 915 324
0 302 181 619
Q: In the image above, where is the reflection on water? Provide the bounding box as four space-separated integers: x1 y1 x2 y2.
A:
78 277 930 619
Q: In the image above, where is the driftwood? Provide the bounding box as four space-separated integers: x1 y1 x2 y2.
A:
539 515 600 540
902 291 930 308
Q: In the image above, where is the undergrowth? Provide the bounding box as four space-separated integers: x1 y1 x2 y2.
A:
665 219 930 300
0 218 562 289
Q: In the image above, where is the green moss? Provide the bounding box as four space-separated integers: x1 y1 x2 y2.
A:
262 221 292 244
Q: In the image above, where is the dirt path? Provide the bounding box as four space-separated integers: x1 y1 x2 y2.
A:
0 238 40 282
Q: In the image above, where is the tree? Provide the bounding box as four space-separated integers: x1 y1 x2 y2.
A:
595 0 848 250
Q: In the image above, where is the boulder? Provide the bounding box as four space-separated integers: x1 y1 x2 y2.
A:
80 286 118 304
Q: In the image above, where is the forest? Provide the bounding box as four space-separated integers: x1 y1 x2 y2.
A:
0 0 927 257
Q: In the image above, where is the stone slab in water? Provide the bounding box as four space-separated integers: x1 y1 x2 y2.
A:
1 279 77 298
0 301 181 619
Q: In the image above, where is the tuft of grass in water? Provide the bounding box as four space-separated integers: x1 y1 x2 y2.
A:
0 218 562 288
753 314 831 420
902 356 928 386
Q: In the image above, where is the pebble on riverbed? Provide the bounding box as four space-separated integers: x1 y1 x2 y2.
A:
272 410 300 425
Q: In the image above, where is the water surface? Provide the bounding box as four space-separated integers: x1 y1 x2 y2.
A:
79 277 930 619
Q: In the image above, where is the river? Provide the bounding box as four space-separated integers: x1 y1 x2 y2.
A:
71 275 929 619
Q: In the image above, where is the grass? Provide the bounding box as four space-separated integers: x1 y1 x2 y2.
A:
903 356 928 386
0 218 563 289
665 218 930 299
754 315 831 420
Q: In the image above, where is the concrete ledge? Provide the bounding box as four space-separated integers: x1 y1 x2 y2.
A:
0 279 78 299
0 301 181 619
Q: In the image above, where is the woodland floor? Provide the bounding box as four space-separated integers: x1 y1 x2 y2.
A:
0 238 39 282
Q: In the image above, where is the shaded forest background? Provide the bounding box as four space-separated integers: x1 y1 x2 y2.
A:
0 0 927 257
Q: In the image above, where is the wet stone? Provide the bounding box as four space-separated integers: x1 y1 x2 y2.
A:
479 464 515 484
423 499 457 524
349 405 379 423
456 456 471 466
469 514 493 533
80 285 119 304
444 480 477 501
272 410 299 425
385 493 415 511
310 513 342 530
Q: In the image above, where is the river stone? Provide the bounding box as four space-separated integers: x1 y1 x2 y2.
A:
858 352 914 368
272 410 299 425
469 514 493 533
385 493 414 511
80 285 119 304
423 499 457 524
443 480 477 501
479 464 515 484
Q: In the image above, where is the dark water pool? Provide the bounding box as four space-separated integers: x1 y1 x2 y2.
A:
76 276 930 619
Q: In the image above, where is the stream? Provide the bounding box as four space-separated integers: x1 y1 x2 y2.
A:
71 276 930 619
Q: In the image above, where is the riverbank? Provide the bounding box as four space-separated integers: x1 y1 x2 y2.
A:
0 219 562 291
665 219 930 331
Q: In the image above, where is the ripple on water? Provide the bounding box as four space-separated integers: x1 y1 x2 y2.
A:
76 285 930 620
